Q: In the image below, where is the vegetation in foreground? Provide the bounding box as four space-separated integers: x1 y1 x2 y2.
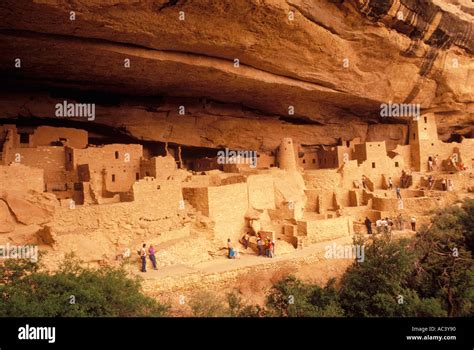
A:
1 199 473 317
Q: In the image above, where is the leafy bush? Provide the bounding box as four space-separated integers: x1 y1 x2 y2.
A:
266 276 344 317
0 253 168 317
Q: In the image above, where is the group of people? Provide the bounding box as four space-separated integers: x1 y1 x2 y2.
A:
230 232 275 258
139 243 158 272
364 214 417 235
441 178 454 191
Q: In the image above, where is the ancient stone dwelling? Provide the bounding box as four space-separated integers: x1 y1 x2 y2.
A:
0 113 473 264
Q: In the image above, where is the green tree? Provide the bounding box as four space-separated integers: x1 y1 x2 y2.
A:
0 253 168 317
266 276 344 317
410 204 474 317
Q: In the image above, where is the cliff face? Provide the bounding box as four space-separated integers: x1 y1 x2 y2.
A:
0 0 472 149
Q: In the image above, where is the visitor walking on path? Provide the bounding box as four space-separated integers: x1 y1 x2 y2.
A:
140 243 147 272
227 238 235 259
410 216 417 231
397 213 404 230
364 217 372 235
242 232 250 249
362 175 367 189
396 187 402 199
148 244 158 270
257 235 264 256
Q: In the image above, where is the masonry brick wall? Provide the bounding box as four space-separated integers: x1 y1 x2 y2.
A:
9 146 74 184
247 174 275 210
31 126 87 148
207 182 248 241
0 163 44 193
132 178 183 217
182 187 210 216
297 216 353 244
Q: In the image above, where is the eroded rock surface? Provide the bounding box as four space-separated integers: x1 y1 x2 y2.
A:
0 0 472 147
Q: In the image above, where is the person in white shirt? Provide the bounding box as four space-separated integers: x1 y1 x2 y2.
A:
376 219 382 234
410 217 417 231
140 243 147 272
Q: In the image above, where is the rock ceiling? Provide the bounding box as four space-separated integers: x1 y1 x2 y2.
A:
0 0 472 151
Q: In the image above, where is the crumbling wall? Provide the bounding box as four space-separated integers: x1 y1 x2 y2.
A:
247 174 275 210
207 182 248 241
31 126 87 148
0 163 44 193
140 155 177 180
182 187 210 216
7 146 73 184
132 178 183 217
297 216 353 244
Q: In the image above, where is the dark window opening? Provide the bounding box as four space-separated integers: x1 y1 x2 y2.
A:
145 171 150 177
136 173 139 180
115 151 119 159
112 174 116 182
303 159 306 164
424 117 427 123
395 162 399 167
312 159 316 164
19 133 29 144
372 162 376 168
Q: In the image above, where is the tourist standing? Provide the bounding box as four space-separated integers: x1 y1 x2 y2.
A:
441 178 447 191
388 177 393 190
271 234 276 257
428 157 433 171
387 217 394 232
381 218 388 234
362 175 367 189
257 235 264 256
433 155 438 170
376 219 382 234
410 216 417 231
242 232 250 249
148 244 158 270
268 240 274 258
140 243 147 272
396 187 402 199
227 238 235 259
448 179 453 191
364 217 372 235
428 175 433 189
397 213 404 230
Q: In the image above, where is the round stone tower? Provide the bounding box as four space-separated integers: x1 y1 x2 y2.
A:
278 137 297 171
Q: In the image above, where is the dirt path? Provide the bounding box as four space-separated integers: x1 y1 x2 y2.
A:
133 235 354 280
